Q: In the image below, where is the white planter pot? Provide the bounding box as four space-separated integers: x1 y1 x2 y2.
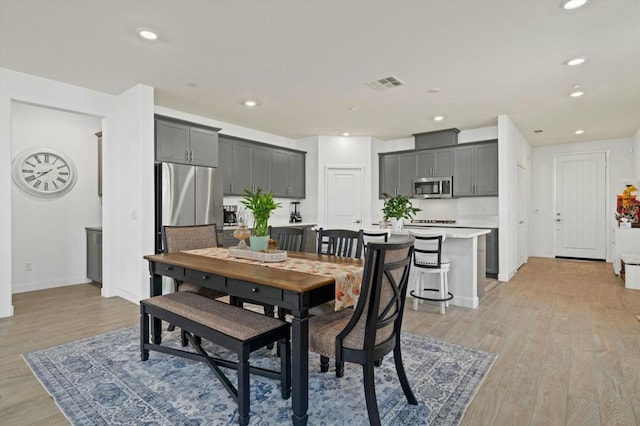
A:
390 217 404 232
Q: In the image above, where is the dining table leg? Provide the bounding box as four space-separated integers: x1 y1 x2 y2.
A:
150 271 163 344
290 309 309 425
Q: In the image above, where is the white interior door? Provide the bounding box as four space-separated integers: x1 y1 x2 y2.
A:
325 166 364 229
516 164 527 269
554 152 607 259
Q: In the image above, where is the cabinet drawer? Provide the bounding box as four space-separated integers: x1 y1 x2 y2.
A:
156 263 185 280
184 269 226 290
228 278 283 303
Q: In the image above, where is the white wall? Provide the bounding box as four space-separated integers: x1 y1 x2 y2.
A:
0 68 156 318
10 103 102 292
530 137 633 261
497 115 531 281
633 128 640 183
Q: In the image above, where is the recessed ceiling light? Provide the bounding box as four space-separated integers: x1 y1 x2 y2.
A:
433 115 445 121
561 0 587 10
137 28 158 41
565 57 586 66
342 132 350 137
244 100 258 107
575 129 585 134
572 83 582 89
570 90 585 97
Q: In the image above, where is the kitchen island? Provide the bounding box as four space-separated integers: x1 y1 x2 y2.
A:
396 226 490 309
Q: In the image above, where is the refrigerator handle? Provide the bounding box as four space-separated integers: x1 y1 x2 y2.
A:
185 150 190 163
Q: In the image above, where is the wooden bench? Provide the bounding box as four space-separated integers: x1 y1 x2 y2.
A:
140 291 291 426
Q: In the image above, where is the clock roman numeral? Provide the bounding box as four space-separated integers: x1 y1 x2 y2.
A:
57 165 67 170
59 172 69 176
44 182 49 191
25 161 35 167
52 181 59 189
22 169 33 174
56 177 67 184
44 154 50 163
34 156 42 164
33 180 42 189
52 157 59 165
25 175 36 182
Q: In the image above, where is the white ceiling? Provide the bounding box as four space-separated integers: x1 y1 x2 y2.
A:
1 0 638 146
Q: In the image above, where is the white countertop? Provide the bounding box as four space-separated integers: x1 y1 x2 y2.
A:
223 222 317 231
399 226 491 238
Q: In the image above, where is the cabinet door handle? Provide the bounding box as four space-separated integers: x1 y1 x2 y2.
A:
185 151 190 162
229 183 233 193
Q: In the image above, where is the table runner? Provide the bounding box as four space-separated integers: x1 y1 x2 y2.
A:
184 247 363 310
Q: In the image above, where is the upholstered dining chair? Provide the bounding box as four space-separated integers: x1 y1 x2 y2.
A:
316 228 364 258
162 224 227 345
268 226 307 252
308 237 416 426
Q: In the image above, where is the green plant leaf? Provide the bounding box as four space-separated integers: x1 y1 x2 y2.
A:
239 187 282 236
381 192 421 220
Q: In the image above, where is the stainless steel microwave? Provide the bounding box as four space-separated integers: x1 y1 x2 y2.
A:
413 176 453 199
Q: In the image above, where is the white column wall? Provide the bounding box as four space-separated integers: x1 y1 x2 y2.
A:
497 115 532 281
633 128 640 183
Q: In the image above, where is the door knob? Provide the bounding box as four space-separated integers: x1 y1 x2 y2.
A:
354 219 361 224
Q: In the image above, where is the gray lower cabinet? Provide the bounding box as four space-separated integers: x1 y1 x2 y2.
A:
155 116 220 167
219 135 306 198
416 148 452 178
486 228 499 276
86 227 102 285
379 152 415 198
452 140 498 197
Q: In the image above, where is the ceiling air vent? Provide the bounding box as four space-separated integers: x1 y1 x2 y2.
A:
366 76 405 91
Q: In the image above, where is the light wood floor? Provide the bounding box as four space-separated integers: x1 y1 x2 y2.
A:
1 257 639 425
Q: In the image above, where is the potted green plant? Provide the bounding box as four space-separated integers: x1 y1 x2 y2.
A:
241 187 282 251
381 193 421 232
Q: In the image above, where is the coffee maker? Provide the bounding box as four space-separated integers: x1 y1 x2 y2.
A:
290 202 302 223
223 205 238 226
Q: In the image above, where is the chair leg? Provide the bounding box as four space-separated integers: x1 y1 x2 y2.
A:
444 271 450 308
279 337 291 399
362 363 382 426
439 272 446 315
413 273 420 311
181 329 188 347
374 356 384 367
393 342 418 405
264 305 275 350
335 360 344 378
320 355 330 373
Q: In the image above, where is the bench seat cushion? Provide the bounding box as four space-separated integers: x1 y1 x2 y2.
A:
143 292 286 341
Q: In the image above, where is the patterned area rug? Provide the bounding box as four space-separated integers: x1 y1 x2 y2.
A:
23 326 496 425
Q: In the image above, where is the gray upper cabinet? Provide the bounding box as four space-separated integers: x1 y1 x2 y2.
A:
271 149 306 198
219 135 306 198
416 148 453 177
452 140 498 197
155 116 220 167
379 152 416 198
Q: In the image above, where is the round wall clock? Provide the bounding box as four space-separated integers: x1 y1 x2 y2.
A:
12 147 78 198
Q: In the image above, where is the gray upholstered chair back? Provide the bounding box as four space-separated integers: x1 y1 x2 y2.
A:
162 224 219 253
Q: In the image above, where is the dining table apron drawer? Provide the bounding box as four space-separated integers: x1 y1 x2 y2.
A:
228 278 283 304
155 263 185 281
184 269 226 291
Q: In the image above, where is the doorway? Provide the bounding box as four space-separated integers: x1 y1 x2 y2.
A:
324 166 364 229
554 152 607 260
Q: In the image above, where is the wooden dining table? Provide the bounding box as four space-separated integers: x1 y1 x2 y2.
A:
144 250 364 425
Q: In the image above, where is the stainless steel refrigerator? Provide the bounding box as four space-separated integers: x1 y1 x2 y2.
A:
154 162 223 253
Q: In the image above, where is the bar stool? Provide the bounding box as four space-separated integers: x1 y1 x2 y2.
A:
408 230 453 314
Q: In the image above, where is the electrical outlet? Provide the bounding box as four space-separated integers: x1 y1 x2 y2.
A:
25 262 32 272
